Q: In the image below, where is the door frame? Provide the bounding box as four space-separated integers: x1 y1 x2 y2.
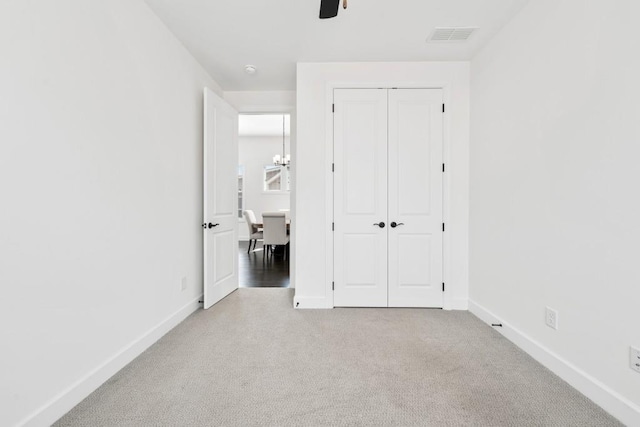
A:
325 82 453 309
229 101 297 289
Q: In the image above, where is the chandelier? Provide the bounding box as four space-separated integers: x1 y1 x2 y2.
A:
273 114 290 166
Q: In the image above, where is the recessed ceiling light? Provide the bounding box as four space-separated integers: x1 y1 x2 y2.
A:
244 65 257 75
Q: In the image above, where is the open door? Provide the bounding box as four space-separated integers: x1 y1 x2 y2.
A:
203 87 239 309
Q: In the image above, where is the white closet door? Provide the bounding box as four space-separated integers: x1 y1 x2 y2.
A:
333 89 388 307
387 89 443 307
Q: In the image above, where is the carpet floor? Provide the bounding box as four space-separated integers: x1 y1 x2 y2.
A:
55 289 621 426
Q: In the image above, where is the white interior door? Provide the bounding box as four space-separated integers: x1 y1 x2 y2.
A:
203 87 239 309
387 89 443 307
333 88 444 308
333 89 388 307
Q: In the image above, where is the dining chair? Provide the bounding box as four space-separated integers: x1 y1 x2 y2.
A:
243 210 263 253
262 212 289 260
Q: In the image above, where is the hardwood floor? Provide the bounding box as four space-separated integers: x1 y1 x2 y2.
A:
238 241 290 288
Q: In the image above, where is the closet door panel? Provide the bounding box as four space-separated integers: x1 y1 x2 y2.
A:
333 89 388 307
388 89 443 308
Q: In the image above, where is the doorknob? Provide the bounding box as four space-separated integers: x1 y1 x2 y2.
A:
373 222 385 228
390 222 405 228
207 223 219 229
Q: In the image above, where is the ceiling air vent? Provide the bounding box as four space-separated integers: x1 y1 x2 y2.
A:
428 27 478 42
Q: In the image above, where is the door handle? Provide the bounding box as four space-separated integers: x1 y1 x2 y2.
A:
390 222 404 228
207 223 219 229
373 222 385 228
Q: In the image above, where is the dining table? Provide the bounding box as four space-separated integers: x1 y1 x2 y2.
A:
253 220 291 232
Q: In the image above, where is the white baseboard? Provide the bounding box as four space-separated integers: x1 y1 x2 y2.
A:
444 297 468 311
293 296 467 310
469 300 640 427
293 294 332 309
19 296 203 427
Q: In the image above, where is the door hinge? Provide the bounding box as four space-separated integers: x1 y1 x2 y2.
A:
332 104 335 113
442 163 445 173
332 222 335 231
332 281 335 290
332 163 335 172
442 223 445 232
442 104 445 113
442 283 445 292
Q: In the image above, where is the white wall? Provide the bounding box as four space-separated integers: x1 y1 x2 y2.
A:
470 1 640 424
0 1 221 426
295 62 470 309
225 91 296 113
238 135 291 240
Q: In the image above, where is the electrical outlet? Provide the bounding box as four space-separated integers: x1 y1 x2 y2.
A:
545 307 558 330
630 346 640 373
180 276 188 292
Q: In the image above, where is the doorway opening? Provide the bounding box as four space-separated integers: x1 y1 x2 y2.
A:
238 114 291 288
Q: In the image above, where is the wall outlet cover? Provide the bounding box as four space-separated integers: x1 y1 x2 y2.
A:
181 276 188 291
630 346 640 373
545 306 558 330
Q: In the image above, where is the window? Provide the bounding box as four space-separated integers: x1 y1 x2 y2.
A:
237 165 245 218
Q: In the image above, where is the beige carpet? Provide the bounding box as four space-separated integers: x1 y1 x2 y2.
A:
55 289 621 426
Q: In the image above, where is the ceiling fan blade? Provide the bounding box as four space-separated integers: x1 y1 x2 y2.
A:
319 0 340 19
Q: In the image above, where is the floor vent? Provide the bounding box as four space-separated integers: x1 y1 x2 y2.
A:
428 27 478 42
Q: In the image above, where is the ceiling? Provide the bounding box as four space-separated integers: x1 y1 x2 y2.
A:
144 0 530 91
